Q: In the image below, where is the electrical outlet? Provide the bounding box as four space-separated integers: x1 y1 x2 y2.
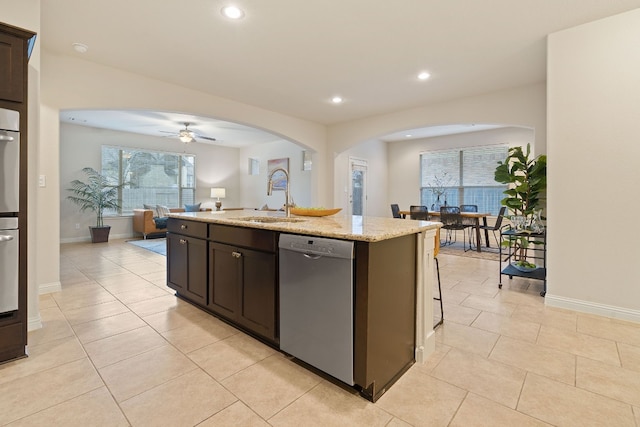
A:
39 175 46 187
75 223 80 229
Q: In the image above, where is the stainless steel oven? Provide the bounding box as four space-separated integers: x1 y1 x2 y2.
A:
0 108 20 315
0 218 18 313
0 108 20 214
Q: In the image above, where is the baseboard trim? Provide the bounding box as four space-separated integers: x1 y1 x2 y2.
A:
28 314 42 331
545 293 640 323
60 233 136 244
39 281 62 295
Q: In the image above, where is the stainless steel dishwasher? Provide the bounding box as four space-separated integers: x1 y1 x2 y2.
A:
279 234 355 385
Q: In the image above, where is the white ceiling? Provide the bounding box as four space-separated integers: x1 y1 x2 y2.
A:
59 110 282 148
43 1 640 144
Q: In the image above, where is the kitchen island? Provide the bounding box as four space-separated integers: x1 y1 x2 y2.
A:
166 209 439 401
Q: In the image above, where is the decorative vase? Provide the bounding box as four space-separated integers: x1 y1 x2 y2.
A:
531 209 545 233
511 215 526 231
432 195 442 212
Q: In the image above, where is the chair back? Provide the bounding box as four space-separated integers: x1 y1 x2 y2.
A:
409 205 429 220
460 204 478 212
390 204 401 218
440 206 462 226
492 206 507 229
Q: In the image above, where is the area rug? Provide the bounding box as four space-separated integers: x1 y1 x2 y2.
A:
438 239 500 261
128 238 167 256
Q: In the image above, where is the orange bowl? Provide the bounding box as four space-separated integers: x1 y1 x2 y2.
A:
290 207 342 217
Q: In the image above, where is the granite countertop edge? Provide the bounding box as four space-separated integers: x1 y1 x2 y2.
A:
167 210 441 242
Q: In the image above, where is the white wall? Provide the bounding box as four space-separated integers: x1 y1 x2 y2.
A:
387 127 535 214
59 123 239 242
2 0 44 329
239 141 312 209
546 9 640 318
328 84 546 211
38 49 328 314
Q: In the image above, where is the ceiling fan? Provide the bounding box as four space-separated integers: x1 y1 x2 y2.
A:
161 122 217 143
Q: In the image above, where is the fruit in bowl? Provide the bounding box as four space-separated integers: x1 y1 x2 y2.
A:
512 260 537 272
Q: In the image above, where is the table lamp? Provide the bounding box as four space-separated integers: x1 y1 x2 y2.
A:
211 187 226 211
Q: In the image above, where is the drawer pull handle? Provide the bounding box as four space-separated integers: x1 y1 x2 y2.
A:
232 251 242 258
180 224 187 230
180 239 187 244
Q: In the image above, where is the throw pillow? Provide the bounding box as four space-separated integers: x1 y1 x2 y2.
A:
184 203 201 212
156 205 171 217
153 217 169 229
143 204 158 217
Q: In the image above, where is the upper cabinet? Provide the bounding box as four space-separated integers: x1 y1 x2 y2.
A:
0 23 36 104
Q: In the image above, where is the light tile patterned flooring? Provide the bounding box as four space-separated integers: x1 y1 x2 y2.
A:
1 239 640 425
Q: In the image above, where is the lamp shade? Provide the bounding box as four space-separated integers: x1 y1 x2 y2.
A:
211 188 226 199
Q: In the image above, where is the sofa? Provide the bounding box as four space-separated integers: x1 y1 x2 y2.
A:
133 207 211 239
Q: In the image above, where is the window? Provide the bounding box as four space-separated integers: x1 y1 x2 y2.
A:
101 146 196 215
420 145 507 215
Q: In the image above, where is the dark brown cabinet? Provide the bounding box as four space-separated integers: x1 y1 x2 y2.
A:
0 31 25 102
167 219 208 306
0 23 34 104
353 234 417 402
165 220 278 344
0 22 35 364
209 225 277 343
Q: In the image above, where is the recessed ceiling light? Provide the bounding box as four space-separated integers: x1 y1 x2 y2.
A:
72 43 88 54
221 5 244 19
331 96 343 104
417 71 431 80
405 134 412 138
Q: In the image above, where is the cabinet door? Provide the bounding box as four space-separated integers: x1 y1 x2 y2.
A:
208 242 240 320
167 233 207 306
236 247 277 341
0 32 24 102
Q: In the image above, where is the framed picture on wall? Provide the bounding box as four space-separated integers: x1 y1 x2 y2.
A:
268 157 289 191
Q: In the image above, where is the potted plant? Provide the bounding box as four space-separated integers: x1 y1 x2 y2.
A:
494 144 547 268
66 167 124 243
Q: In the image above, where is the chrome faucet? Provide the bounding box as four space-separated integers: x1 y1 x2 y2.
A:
267 167 291 217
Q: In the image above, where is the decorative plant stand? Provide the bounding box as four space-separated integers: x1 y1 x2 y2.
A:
499 228 547 296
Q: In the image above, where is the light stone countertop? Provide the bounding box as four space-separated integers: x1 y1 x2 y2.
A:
167 209 441 242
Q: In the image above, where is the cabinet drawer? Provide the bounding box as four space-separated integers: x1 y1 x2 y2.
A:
210 224 277 253
167 218 207 239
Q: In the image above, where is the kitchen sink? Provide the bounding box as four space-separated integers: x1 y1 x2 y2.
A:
236 216 306 223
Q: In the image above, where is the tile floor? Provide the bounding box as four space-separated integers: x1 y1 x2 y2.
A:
1 239 640 426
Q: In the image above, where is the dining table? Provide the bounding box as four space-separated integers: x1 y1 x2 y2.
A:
399 210 491 252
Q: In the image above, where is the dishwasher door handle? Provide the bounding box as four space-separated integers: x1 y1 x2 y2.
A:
0 235 14 242
302 253 322 260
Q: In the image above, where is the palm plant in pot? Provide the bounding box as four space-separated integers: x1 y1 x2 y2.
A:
494 144 547 271
67 167 123 243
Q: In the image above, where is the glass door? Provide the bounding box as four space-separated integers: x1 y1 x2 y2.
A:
349 158 367 216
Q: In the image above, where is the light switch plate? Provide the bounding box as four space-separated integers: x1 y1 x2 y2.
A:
39 175 46 187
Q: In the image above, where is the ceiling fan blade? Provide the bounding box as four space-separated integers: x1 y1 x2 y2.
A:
197 135 217 141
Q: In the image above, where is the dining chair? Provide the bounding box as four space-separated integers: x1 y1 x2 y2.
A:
440 206 471 250
460 204 479 248
390 204 402 218
478 206 507 248
409 205 429 220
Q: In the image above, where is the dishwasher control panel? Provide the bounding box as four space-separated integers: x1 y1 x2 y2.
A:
279 234 353 259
